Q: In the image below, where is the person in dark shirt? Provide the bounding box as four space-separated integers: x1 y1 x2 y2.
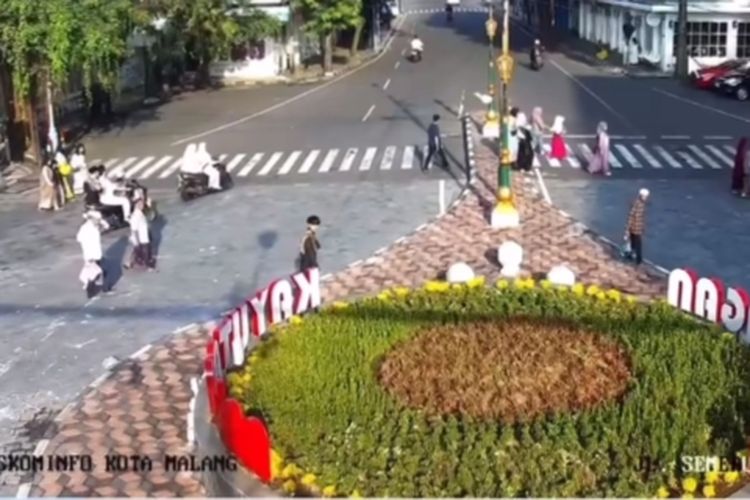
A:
83 165 105 207
422 114 449 171
299 215 321 272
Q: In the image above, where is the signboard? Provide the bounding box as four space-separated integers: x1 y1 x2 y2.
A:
667 268 750 342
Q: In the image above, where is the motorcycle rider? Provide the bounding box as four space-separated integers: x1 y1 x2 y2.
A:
99 169 131 221
530 39 543 69
196 142 222 191
410 34 424 61
445 3 454 21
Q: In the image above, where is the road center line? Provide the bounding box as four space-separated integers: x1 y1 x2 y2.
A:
652 87 750 125
362 104 376 122
383 78 391 90
394 61 400 69
169 15 405 146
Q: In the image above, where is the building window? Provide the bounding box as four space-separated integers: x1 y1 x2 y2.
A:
673 22 727 57
230 40 266 61
738 23 750 58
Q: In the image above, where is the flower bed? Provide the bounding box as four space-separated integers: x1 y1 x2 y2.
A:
227 279 750 497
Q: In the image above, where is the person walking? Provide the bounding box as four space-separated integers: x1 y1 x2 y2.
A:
587 121 611 176
298 215 321 272
549 115 568 160
422 114 449 171
623 188 649 266
515 114 535 172
70 144 88 195
531 107 548 155
732 137 749 195
77 210 110 297
124 199 155 270
38 160 60 212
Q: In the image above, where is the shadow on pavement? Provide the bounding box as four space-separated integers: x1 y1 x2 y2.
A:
104 235 130 290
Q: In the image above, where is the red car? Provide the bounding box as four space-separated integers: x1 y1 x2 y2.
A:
692 59 749 89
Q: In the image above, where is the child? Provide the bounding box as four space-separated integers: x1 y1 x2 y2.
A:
550 115 567 160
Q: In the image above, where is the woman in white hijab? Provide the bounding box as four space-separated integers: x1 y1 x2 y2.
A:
549 115 567 160
180 143 201 174
197 142 222 191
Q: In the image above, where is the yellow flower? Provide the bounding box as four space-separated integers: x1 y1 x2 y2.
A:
467 276 486 288
656 486 670 498
451 283 464 290
586 284 601 296
572 283 585 296
249 354 259 365
724 471 740 484
270 449 284 479
290 315 303 325
496 279 509 289
705 471 720 485
332 301 349 310
377 290 392 301
524 278 535 288
392 287 410 297
682 477 698 493
350 490 362 498
606 289 622 302
424 280 449 292
281 463 302 479
702 485 716 498
322 485 336 497
625 294 637 304
681 494 693 499
282 479 297 494
301 473 317 486
596 291 607 301
540 279 552 289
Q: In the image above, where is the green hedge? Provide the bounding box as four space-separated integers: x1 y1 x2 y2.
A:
229 281 750 497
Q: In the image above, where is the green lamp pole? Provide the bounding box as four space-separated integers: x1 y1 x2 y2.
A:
491 0 519 229
484 7 499 136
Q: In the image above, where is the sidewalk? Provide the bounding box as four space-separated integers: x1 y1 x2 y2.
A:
20 111 666 497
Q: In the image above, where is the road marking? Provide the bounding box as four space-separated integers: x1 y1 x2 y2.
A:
257 152 283 176
362 105 375 122
139 156 172 179
401 48 406 56
104 158 120 169
676 150 702 169
653 146 682 168
402 146 415 169
380 146 396 170
565 145 580 168
340 148 358 171
422 146 429 168
704 135 733 140
225 153 246 172
652 87 750 125
705 144 734 167
359 147 377 170
124 156 155 177
533 155 540 167
319 149 339 172
298 150 320 173
608 148 623 168
383 78 391 90
108 157 137 177
278 150 302 175
238 153 264 176
394 61 400 69
169 14 406 146
633 144 661 168
579 143 594 161
614 144 639 168
723 144 736 155
158 157 183 179
547 156 561 168
661 135 690 140
688 144 721 169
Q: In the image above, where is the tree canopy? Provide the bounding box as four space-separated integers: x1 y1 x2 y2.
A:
293 0 362 37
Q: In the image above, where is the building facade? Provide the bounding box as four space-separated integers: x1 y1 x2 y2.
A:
542 0 750 73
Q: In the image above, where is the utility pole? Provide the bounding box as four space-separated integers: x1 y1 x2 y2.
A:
675 0 688 78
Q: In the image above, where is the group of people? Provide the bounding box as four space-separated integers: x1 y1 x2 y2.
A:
38 144 88 211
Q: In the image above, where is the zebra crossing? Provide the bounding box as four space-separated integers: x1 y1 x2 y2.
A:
535 140 737 172
92 140 739 183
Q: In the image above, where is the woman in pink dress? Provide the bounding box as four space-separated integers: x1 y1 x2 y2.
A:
549 115 567 160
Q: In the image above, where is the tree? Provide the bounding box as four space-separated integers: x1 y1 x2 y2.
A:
0 0 136 163
150 0 281 84
293 0 362 72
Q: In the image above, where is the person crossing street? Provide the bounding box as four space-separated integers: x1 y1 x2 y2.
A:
623 188 649 266
422 114 449 171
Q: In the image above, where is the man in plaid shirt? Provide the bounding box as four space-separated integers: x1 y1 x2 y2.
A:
624 188 649 265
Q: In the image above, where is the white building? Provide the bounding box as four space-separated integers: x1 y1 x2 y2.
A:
565 0 750 72
210 0 298 83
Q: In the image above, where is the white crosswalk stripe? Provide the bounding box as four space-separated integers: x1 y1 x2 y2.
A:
93 141 741 180
238 153 264 177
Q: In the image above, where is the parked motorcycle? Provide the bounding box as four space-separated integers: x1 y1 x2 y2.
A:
178 159 233 202
84 178 158 232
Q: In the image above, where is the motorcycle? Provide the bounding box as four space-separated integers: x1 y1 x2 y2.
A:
530 48 544 70
408 48 423 63
178 158 233 202
446 5 453 21
85 178 158 232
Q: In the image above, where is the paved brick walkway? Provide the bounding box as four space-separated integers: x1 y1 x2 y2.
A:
25 114 667 497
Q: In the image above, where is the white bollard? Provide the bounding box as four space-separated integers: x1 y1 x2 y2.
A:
439 179 446 215
447 262 474 283
547 265 576 286
498 241 523 278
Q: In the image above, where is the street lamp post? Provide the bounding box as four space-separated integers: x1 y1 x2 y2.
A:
482 7 499 138
491 0 520 229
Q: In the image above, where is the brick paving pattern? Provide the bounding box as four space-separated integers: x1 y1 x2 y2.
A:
27 114 667 497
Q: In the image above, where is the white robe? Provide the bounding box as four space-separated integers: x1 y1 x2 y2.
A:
77 221 103 262
71 153 88 194
129 209 150 245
